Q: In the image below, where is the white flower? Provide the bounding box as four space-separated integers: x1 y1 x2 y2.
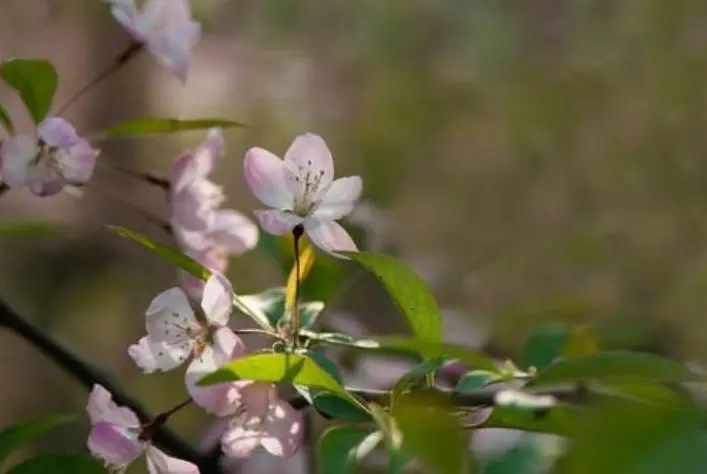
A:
244 133 362 258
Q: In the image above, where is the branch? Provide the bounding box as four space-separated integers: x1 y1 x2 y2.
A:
0 297 220 472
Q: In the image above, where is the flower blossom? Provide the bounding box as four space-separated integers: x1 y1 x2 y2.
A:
0 117 99 196
220 384 304 458
244 133 362 257
128 272 237 374
86 384 198 473
106 0 201 82
169 129 258 298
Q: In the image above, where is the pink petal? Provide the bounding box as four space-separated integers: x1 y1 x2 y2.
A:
170 129 222 193
145 446 199 474
221 414 263 459
171 179 224 231
0 135 37 188
313 176 362 220
145 288 200 339
128 336 194 373
37 117 80 148
259 399 304 457
243 147 292 209
283 134 334 196
201 273 233 327
208 210 259 254
253 210 303 236
27 158 65 197
239 383 275 419
86 385 140 428
54 140 99 185
88 421 143 470
109 0 144 40
303 219 358 258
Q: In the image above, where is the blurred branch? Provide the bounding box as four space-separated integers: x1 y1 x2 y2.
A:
0 182 8 198
0 297 221 472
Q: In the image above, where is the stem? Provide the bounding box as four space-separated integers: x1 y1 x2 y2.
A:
54 41 143 116
291 225 304 344
98 186 172 235
0 182 9 199
109 162 170 191
233 328 284 339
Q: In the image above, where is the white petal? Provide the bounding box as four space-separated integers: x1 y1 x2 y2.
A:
86 384 140 428
37 117 80 148
53 140 99 185
283 133 334 200
145 446 199 474
170 129 222 192
253 210 303 236
0 135 37 188
145 287 200 341
313 176 362 220
220 414 263 459
259 398 304 457
243 147 292 208
303 219 358 258
108 0 143 39
207 210 259 254
128 336 194 373
200 273 232 327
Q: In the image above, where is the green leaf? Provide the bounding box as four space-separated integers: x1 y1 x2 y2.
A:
103 117 247 138
0 221 59 238
7 453 106 474
520 324 571 371
0 59 58 124
483 441 541 474
0 103 15 134
238 288 324 329
456 370 500 393
527 351 700 387
0 415 75 465
197 352 360 405
318 427 382 474
478 405 580 437
392 391 471 474
392 358 447 401
105 225 209 280
342 252 443 345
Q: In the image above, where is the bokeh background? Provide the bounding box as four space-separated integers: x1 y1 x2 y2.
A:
2 0 707 472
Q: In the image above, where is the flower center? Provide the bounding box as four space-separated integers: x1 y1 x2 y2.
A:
292 160 326 216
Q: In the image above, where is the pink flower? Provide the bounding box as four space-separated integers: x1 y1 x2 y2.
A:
243 133 362 258
221 385 304 458
86 384 198 473
128 272 236 373
107 0 201 82
0 117 99 196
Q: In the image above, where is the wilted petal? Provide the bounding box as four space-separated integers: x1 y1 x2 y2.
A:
253 210 303 236
128 336 194 373
303 219 358 257
54 140 99 185
88 421 143 469
0 135 37 188
145 287 200 340
259 399 304 457
283 134 334 198
145 445 199 474
201 273 233 326
313 176 362 220
37 117 80 148
87 384 140 428
208 210 259 254
243 147 292 209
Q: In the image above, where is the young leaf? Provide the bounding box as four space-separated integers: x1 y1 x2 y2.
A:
0 59 58 124
392 358 447 401
6 453 105 474
520 324 571 371
0 103 15 134
456 370 500 393
318 427 382 474
527 351 701 387
197 352 360 405
392 391 471 474
341 252 443 345
0 415 75 465
103 117 246 138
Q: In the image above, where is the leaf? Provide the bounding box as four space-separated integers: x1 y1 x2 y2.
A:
0 59 58 124
392 358 447 401
105 225 209 280
6 453 106 474
342 252 443 345
197 352 360 405
318 427 382 474
238 288 324 329
478 405 580 437
103 117 246 138
520 324 571 371
527 351 700 387
561 326 599 358
456 370 500 393
0 103 15 134
392 391 471 474
0 415 75 465
0 221 59 238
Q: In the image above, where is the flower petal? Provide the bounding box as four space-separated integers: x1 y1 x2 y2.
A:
253 210 303 236
243 147 292 209
220 414 263 459
108 0 143 39
87 385 140 428
303 219 358 257
88 421 143 470
128 336 194 373
54 140 99 185
259 398 304 457
170 129 222 193
171 179 224 231
283 133 334 199
0 135 37 188
312 176 362 220
145 287 200 341
240 383 275 419
200 273 232 326
145 445 199 474
207 210 259 254
37 117 80 148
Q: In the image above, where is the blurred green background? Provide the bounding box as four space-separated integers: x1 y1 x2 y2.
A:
3 0 707 472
